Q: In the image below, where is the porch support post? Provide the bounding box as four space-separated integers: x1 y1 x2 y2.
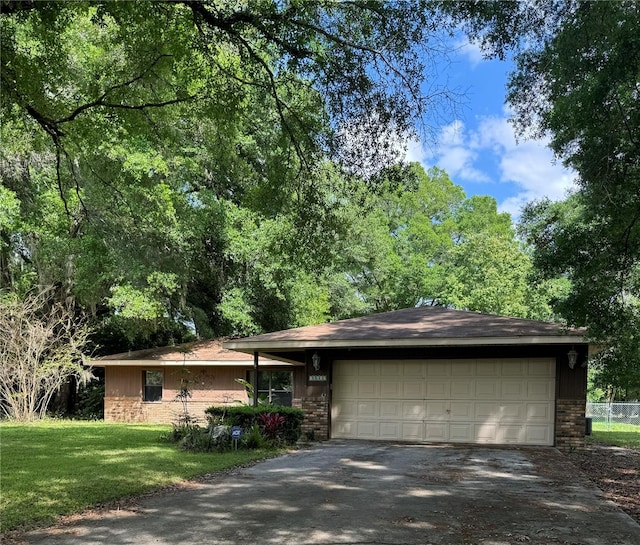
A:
253 351 259 407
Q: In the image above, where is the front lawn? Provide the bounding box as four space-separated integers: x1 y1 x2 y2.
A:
590 421 640 448
0 420 275 533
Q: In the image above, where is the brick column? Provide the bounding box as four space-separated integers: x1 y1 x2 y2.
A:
555 399 586 449
296 397 329 440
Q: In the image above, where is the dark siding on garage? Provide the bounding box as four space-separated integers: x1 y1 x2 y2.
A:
296 343 588 402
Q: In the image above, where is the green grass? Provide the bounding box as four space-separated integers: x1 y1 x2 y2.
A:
589 421 640 449
0 420 277 533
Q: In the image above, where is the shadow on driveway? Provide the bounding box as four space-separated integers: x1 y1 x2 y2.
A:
19 441 640 545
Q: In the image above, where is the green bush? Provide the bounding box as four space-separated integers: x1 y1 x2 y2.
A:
74 382 105 420
163 423 231 452
205 405 303 444
241 424 269 449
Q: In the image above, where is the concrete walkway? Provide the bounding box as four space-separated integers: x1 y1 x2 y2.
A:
20 441 640 545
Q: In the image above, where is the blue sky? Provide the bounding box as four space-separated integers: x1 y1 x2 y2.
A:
405 39 576 220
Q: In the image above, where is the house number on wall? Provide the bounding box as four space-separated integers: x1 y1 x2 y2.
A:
309 374 327 382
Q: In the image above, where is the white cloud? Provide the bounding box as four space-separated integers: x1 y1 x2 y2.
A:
440 120 465 146
405 136 429 165
453 37 484 68
405 114 577 219
437 144 489 183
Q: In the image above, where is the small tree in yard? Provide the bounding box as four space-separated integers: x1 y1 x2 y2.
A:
0 287 93 420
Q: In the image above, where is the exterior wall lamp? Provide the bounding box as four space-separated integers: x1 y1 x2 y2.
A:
312 351 321 371
567 347 578 369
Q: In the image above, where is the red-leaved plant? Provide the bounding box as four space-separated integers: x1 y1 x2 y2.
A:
259 412 286 440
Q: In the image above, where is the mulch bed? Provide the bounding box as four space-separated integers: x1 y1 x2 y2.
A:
565 443 640 525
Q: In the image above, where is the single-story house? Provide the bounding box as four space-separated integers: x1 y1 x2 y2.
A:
96 340 303 423
223 307 589 449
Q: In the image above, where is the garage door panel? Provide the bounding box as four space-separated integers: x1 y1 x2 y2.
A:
501 380 525 398
426 380 450 398
476 361 499 376
525 425 551 445
380 362 402 376
526 402 553 421
527 380 553 400
450 423 474 442
449 401 473 420
357 363 379 376
475 402 500 421
425 422 449 441
451 360 475 376
427 362 450 376
380 401 402 418
332 420 355 437
501 360 526 376
528 359 555 376
475 423 498 443
403 381 424 398
331 359 555 445
475 380 498 398
332 400 357 418
403 362 426 377
426 401 449 420
357 401 378 417
498 425 525 444
380 380 423 398
333 362 358 377
357 381 379 397
402 422 424 441
500 403 525 421
380 380 402 398
451 379 473 398
379 421 402 439
333 380 357 398
402 401 425 419
355 421 378 439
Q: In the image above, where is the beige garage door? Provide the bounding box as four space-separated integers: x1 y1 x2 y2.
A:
331 359 555 445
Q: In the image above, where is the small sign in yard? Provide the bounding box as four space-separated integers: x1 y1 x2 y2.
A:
231 426 243 449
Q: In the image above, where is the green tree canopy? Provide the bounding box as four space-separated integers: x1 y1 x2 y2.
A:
1 1 576 359
331 163 560 320
462 0 640 397
0 0 465 349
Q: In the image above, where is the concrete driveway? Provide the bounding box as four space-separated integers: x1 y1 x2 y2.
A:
20 441 640 545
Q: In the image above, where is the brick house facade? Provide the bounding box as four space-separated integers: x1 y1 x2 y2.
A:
98 308 589 449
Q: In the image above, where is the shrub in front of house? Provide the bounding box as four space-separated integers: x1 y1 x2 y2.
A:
205 405 303 445
164 422 232 452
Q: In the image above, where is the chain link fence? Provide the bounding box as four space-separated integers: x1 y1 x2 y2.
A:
586 402 640 426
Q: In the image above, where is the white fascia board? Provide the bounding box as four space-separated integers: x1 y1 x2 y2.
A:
93 359 300 367
224 335 587 353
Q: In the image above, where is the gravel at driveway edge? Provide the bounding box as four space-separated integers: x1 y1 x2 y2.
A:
565 444 640 525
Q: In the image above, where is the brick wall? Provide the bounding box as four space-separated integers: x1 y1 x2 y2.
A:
555 399 586 449
294 397 329 440
104 397 222 424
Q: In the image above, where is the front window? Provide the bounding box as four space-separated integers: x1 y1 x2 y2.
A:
246 370 293 406
143 370 163 402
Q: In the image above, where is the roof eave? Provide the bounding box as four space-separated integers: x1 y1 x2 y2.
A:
93 359 303 367
223 335 588 353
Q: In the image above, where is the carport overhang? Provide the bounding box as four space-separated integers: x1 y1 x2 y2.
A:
222 307 588 365
224 335 587 364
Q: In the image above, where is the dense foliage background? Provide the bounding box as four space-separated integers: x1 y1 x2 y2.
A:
2 1 638 407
